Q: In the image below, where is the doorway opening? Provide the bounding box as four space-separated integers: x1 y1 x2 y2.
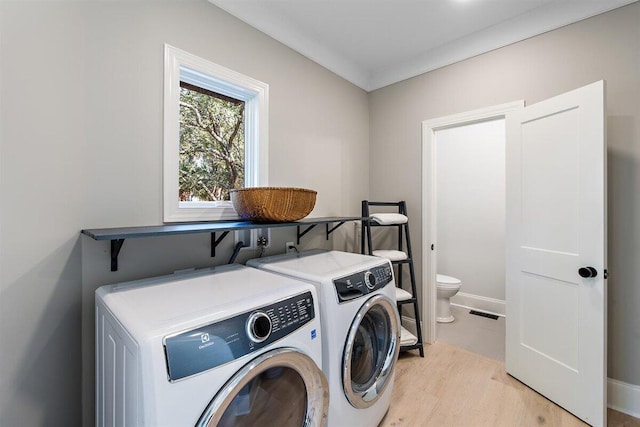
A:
434 118 506 360
421 101 524 358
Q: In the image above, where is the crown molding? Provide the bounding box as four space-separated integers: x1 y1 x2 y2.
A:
210 0 637 92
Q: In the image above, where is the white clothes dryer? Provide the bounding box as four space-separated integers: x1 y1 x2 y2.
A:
95 264 328 427
248 250 400 427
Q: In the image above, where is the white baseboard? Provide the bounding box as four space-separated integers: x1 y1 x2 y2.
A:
608 378 640 418
451 291 506 317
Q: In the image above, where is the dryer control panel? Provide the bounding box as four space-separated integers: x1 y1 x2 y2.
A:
333 263 393 303
163 291 315 381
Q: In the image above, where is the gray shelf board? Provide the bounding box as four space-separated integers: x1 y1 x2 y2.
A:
81 216 363 241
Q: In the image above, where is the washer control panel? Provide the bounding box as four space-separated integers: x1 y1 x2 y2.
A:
333 263 393 303
163 291 315 381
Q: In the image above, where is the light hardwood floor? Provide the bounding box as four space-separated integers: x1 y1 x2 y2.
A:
380 342 640 427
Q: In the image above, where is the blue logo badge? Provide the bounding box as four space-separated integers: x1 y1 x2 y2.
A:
311 329 317 339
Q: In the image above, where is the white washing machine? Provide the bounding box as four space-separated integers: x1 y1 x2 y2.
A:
95 264 328 427
248 250 400 427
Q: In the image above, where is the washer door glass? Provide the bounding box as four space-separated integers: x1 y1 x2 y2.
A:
198 348 328 427
343 294 400 409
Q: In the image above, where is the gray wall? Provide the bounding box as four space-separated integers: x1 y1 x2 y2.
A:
0 1 368 425
369 2 640 387
2 0 639 425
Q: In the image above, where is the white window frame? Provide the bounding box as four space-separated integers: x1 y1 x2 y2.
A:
163 44 269 222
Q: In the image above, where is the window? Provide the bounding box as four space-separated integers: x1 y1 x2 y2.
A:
179 82 245 202
164 44 268 222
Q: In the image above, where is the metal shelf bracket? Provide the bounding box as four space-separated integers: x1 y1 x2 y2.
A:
111 239 125 272
296 224 317 244
211 231 230 257
326 221 346 240
297 220 349 244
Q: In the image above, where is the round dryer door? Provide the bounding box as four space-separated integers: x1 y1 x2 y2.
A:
197 348 328 427
342 294 400 409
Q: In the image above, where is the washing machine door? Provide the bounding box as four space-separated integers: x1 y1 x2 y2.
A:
197 347 328 427
342 294 400 409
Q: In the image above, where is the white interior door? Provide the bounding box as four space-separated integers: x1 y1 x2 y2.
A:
505 81 607 426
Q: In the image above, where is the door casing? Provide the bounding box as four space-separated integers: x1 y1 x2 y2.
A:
421 100 524 343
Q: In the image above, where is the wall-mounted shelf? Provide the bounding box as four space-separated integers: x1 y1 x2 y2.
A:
82 217 362 271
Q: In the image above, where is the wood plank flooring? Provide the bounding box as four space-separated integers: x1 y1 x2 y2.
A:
380 342 640 427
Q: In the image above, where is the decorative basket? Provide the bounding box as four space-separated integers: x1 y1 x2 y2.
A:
230 187 317 223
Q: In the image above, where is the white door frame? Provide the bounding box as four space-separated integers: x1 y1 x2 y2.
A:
421 100 524 344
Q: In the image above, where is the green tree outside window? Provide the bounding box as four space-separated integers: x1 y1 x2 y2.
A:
179 82 245 202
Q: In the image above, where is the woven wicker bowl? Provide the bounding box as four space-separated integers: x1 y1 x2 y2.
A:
230 187 317 223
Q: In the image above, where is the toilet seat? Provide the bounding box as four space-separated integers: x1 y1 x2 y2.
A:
436 274 461 285
436 274 461 290
437 283 460 291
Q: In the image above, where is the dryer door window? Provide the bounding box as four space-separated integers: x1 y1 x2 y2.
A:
197 348 328 427
342 294 400 409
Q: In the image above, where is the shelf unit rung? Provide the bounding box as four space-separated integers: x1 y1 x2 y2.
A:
372 249 407 261
396 287 413 302
400 326 418 346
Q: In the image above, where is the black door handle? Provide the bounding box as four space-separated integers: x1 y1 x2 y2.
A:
578 266 598 278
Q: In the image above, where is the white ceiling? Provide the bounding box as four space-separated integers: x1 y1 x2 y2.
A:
209 0 637 92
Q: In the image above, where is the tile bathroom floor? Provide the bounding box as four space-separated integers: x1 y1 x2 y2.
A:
436 305 505 361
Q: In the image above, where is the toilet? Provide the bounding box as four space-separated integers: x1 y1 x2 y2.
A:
436 274 462 323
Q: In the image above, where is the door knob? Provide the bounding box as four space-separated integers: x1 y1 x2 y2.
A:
578 266 598 278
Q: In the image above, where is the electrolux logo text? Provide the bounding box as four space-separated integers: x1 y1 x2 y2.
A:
198 332 214 350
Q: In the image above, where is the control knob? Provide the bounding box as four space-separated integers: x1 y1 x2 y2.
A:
247 311 272 343
364 271 376 290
